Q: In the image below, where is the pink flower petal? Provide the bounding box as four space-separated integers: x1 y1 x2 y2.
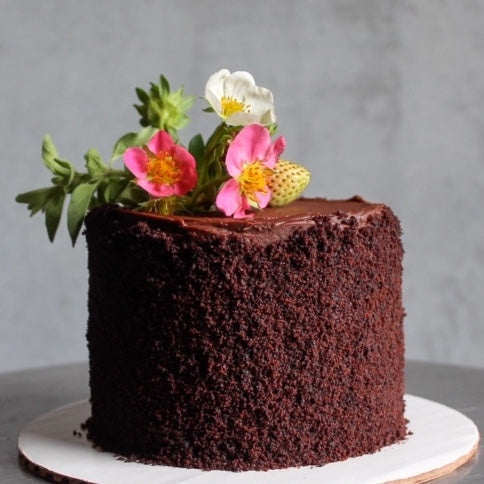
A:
225 124 270 176
174 166 197 196
137 178 175 198
254 189 271 209
171 144 196 171
233 196 252 218
264 135 286 168
124 147 149 178
171 145 197 196
147 130 174 155
216 178 243 217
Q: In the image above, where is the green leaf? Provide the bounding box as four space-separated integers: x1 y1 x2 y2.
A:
119 181 149 206
41 134 59 168
15 187 51 216
67 182 99 245
42 136 72 179
85 148 107 178
103 177 130 204
111 126 157 161
45 186 66 242
44 157 75 187
188 133 205 168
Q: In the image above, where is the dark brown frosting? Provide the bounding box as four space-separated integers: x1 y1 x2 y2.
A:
109 196 384 243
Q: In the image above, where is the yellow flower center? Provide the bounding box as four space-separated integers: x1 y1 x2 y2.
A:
238 161 273 203
220 96 251 118
147 151 181 186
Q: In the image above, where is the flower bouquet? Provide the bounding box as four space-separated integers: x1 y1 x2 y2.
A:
16 69 310 245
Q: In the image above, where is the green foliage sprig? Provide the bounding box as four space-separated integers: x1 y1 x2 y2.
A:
16 134 150 245
16 75 195 246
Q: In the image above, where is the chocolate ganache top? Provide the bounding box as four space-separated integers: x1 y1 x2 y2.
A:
94 196 385 245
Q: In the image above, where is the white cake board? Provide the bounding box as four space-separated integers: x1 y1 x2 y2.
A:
18 394 479 484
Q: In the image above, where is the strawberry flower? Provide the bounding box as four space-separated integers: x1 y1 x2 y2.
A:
216 124 285 218
124 130 197 198
205 69 276 126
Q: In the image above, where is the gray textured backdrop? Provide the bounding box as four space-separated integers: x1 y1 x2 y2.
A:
2 0 484 372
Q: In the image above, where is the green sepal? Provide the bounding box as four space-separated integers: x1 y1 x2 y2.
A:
67 182 100 245
135 87 150 104
159 74 170 95
133 74 195 134
268 123 279 136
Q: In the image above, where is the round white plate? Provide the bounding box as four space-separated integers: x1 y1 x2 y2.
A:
18 394 479 484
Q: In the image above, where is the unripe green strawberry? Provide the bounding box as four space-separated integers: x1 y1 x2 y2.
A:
269 159 311 207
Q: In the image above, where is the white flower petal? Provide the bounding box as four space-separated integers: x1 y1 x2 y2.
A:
205 69 230 100
204 69 276 125
205 88 222 116
243 86 274 109
260 107 276 125
224 77 255 103
225 111 259 127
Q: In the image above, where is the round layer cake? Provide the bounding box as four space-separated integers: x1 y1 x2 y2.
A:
83 196 406 471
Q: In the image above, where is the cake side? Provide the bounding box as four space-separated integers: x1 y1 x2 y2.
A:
84 197 405 471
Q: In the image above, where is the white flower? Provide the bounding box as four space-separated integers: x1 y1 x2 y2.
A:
205 69 276 126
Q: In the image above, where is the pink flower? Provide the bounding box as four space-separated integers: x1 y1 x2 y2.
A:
216 124 285 218
124 131 197 197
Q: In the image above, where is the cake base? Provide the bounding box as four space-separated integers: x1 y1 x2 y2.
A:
18 395 479 484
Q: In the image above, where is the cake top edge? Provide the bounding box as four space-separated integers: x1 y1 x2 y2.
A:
89 196 386 234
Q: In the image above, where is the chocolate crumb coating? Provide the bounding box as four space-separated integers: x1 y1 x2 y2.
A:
84 197 406 471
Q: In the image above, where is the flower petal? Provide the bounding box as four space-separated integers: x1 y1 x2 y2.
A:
124 147 148 178
264 135 286 168
147 130 174 155
233 196 252 218
244 124 272 162
223 71 256 100
254 189 271 209
205 69 275 126
224 127 256 177
205 69 230 100
260 106 276 126
242 86 274 112
205 89 222 116
215 178 243 217
226 111 260 127
137 178 175 197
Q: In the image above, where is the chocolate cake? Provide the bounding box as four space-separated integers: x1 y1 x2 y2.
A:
83 196 406 471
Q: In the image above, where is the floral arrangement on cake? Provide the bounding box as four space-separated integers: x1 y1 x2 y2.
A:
16 69 310 245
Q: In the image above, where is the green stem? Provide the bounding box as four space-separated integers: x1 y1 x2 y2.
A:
188 175 230 211
198 122 227 185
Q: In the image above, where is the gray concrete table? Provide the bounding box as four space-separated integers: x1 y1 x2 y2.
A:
1 361 482 483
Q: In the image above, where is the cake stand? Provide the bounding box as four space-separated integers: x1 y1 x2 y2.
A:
18 394 479 484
